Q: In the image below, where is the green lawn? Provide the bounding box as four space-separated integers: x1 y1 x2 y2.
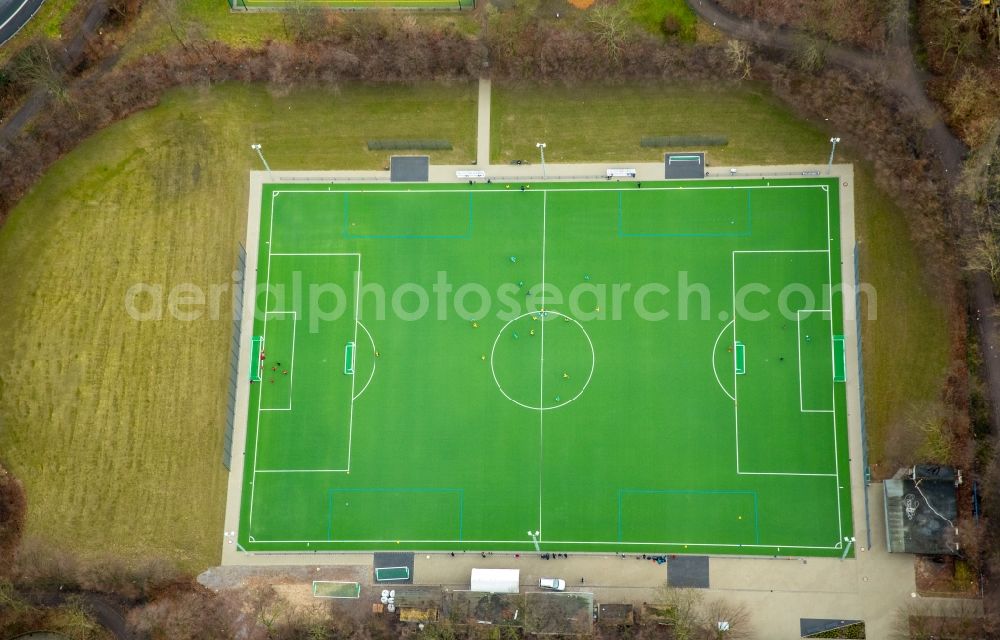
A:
0 82 476 569
853 170 950 467
628 0 697 40
121 0 285 60
119 0 479 61
240 178 852 556
491 83 831 166
239 0 474 7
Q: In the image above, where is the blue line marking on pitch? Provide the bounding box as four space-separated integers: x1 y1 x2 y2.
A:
617 191 623 237
343 192 473 239
326 487 464 542
617 488 760 544
618 188 754 238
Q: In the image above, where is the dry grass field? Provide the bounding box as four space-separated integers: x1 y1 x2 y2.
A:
0 82 476 569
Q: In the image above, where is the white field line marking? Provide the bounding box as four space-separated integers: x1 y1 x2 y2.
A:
732 251 840 478
256 468 349 472
272 184 829 196
253 253 358 480
347 254 362 472
353 321 377 400
248 191 279 534
732 254 740 472
712 320 736 401
488 311 595 411
252 181 848 545
732 249 829 254
738 471 837 477
288 309 299 404
261 311 298 411
538 190 547 539
826 188 845 543
797 309 803 411
797 309 834 413
243 537 839 549
270 252 361 256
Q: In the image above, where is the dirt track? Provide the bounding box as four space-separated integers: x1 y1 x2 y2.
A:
27 591 132 640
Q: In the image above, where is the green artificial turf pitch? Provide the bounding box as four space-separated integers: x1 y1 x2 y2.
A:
238 177 854 557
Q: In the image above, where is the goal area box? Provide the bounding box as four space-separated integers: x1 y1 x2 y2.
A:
665 152 705 179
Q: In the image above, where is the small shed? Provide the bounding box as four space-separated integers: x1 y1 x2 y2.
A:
470 568 520 594
884 465 960 555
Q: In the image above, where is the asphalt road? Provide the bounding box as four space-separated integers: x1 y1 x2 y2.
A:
0 0 45 48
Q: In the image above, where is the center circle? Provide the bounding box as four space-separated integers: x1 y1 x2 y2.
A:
489 311 596 411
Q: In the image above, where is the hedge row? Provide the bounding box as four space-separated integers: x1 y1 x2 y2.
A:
640 135 728 147
367 139 452 151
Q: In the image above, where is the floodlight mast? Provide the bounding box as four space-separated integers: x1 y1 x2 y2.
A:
528 529 541 552
827 137 841 174
251 143 272 173
536 142 547 178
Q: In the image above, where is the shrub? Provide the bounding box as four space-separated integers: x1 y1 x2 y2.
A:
0 466 26 576
661 14 681 36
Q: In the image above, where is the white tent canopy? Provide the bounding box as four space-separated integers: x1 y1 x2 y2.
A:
470 568 520 593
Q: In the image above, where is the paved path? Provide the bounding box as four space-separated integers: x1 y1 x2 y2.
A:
0 0 110 146
476 77 491 168
687 0 882 76
0 0 44 48
686 0 964 171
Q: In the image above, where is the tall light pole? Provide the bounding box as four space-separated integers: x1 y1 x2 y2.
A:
251 143 272 173
840 536 856 560
527 530 540 552
827 137 841 174
536 142 547 178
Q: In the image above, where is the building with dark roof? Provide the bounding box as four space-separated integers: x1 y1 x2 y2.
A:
884 465 960 555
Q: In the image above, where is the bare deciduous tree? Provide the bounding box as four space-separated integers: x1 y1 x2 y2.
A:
964 231 1000 285
698 597 753 640
792 34 827 72
0 464 26 576
588 4 631 64
154 0 192 51
12 41 69 104
282 0 330 43
652 586 703 640
725 39 752 79
894 600 993 640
